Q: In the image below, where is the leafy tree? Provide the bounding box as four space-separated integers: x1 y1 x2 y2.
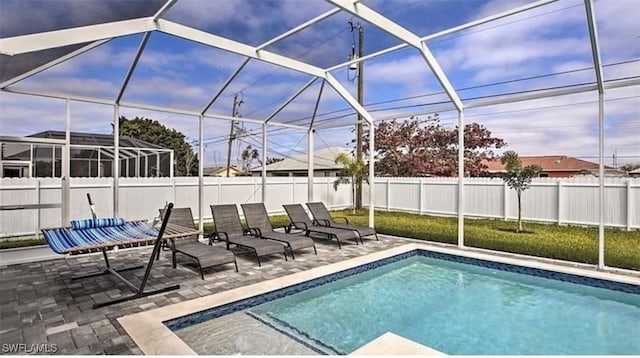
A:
117 116 198 176
362 113 505 177
500 150 541 233
333 152 368 214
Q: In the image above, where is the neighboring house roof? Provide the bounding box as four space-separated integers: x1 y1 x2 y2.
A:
203 166 241 176
28 130 166 149
484 155 612 172
629 168 640 175
252 147 350 172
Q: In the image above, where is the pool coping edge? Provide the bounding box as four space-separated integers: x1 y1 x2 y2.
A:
118 243 639 355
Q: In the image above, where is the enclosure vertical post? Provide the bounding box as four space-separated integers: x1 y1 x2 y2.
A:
262 123 267 204
597 93 605 269
585 0 605 269
308 129 314 202
627 180 632 231
368 123 375 228
62 99 71 225
29 144 34 177
198 115 204 234
35 180 40 239
169 150 174 178
136 150 141 177
557 180 563 225
113 105 120 217
97 147 101 178
457 109 465 248
52 144 56 177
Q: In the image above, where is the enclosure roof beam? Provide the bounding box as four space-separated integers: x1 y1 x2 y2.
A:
325 0 463 111
201 58 251 115
325 0 558 72
584 0 604 94
156 20 326 78
265 78 318 123
116 32 151 104
153 0 178 21
0 40 110 89
0 18 155 55
324 73 374 125
257 8 341 50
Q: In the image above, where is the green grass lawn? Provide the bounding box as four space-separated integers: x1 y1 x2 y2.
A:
4 209 639 271
320 209 640 271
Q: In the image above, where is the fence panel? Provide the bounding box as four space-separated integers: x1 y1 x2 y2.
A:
1 176 638 238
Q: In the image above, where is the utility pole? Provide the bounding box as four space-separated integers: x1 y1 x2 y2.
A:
355 23 364 209
226 94 242 177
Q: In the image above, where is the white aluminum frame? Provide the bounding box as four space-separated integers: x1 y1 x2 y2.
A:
0 0 633 269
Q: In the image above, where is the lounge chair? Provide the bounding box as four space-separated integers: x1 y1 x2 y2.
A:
241 203 317 260
306 202 378 243
210 204 287 266
42 203 192 308
282 204 359 249
159 207 238 279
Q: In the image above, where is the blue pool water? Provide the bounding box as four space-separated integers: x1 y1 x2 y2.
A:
247 256 640 355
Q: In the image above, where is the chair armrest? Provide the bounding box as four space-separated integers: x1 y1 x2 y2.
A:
313 219 331 227
247 227 262 237
334 216 349 224
287 221 308 233
210 231 229 242
283 225 304 234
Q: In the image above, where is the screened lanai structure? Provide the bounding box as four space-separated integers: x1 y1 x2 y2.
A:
1 0 638 269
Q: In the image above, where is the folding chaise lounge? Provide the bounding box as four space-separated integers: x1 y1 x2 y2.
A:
159 207 238 279
306 202 378 243
282 204 359 249
42 203 197 308
241 203 317 260
210 204 287 266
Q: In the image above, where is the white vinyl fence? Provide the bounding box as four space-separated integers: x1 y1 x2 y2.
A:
364 177 639 230
1 176 638 238
0 177 353 238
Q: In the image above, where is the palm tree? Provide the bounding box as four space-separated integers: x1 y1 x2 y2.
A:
333 152 368 214
501 151 541 233
240 145 261 173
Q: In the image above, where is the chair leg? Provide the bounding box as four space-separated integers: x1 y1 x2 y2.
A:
172 250 177 269
256 254 262 267
233 259 239 272
374 233 379 241
196 259 205 280
335 237 342 250
289 246 296 260
313 244 318 255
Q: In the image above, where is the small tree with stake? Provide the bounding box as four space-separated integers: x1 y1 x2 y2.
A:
501 151 541 233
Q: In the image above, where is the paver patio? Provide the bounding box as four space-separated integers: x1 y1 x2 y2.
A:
0 235 413 355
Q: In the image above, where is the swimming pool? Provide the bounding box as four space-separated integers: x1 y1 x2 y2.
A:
166 250 640 355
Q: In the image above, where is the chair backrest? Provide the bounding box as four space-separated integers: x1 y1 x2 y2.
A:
159 207 196 229
210 204 244 235
241 203 273 233
283 204 312 227
306 202 333 224
159 207 197 240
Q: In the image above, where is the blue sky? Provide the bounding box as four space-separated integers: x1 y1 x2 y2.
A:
0 0 638 167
